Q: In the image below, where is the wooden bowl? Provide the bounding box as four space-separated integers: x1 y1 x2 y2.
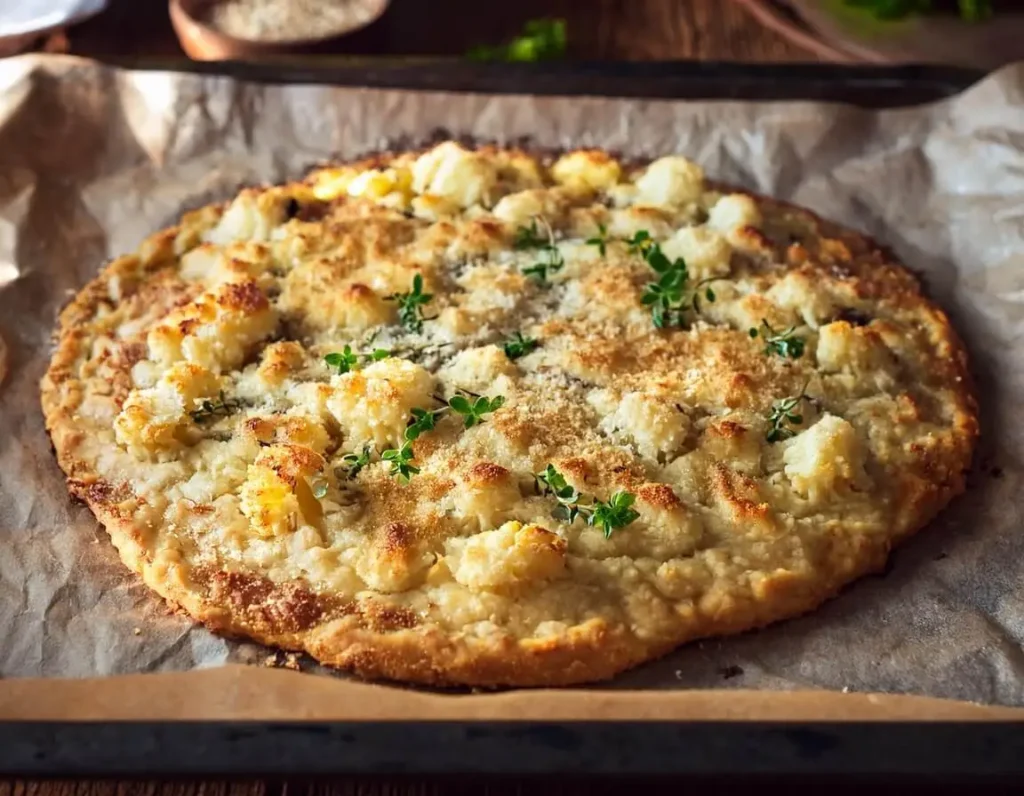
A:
169 0 391 60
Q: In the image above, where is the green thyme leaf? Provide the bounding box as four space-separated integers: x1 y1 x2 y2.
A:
338 446 373 479
766 382 811 443
405 406 444 442
513 218 547 250
588 490 640 539
189 391 242 424
381 443 420 483
503 331 539 360
750 320 805 360
448 392 504 428
325 346 360 375
386 273 434 333
585 223 609 257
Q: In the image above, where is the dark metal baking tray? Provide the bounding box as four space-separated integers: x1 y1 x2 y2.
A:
98 57 985 107
1 58 1014 781
2 721 1024 779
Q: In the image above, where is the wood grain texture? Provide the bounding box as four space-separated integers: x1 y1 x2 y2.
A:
65 0 814 61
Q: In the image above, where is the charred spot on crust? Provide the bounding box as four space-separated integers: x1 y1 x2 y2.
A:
834 308 872 327
283 197 301 220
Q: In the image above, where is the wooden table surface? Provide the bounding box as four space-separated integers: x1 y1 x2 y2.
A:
12 1 821 794
63 0 814 62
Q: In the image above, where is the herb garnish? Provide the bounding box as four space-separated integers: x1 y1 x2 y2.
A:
535 464 640 538
630 230 719 329
585 223 610 257
766 382 811 443
749 320 805 360
386 274 434 333
189 392 242 424
337 446 373 480
381 443 420 483
514 217 565 284
503 331 539 360
589 491 641 539
380 392 505 483
535 464 584 523
448 393 505 429
324 346 392 375
467 18 567 62
513 218 548 250
843 0 991 23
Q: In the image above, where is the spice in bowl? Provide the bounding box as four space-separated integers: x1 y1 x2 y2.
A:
198 0 383 42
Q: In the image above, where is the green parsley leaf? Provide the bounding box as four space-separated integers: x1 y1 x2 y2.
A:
381 443 420 483
386 273 434 333
189 391 242 424
585 223 609 257
366 348 391 362
749 320 805 360
467 18 567 63
448 392 505 428
337 446 373 479
503 331 539 360
588 490 640 539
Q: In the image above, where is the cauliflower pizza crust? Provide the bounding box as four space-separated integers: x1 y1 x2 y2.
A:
41 142 977 686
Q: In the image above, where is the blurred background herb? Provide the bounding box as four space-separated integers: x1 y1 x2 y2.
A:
843 0 993 21
467 18 567 62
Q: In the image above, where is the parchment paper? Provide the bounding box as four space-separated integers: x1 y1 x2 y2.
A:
1 54 1023 707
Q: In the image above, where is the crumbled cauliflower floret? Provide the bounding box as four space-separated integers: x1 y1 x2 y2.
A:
444 521 566 591
783 414 868 503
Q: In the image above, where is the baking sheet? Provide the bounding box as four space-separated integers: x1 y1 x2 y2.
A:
1 54 1023 708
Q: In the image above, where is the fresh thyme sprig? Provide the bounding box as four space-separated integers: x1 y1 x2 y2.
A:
630 229 719 329
337 446 373 480
448 394 505 429
513 218 548 249
382 443 420 483
766 381 812 443
749 320 805 360
535 464 640 538
503 331 539 360
515 216 564 283
189 391 242 424
590 491 641 539
585 223 610 257
386 273 434 333
380 392 506 483
324 346 392 375
535 464 584 523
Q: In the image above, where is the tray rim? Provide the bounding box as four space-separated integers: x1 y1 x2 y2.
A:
2 720 1024 778
77 54 987 106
